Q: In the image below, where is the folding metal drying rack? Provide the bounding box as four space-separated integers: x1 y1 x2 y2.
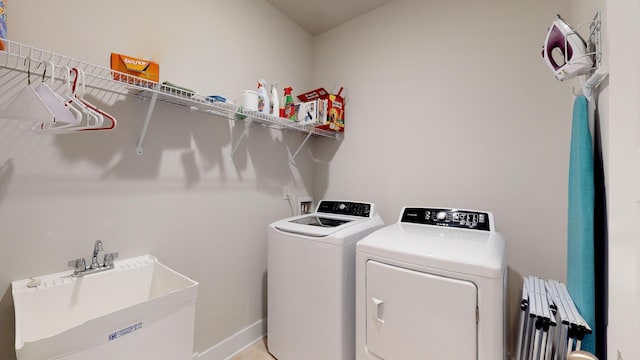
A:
0 39 339 160
516 276 592 360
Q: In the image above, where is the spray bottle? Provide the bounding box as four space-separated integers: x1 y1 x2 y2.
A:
270 82 279 116
257 79 270 114
283 86 296 121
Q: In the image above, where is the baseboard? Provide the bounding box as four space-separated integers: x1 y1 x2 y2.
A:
194 318 267 360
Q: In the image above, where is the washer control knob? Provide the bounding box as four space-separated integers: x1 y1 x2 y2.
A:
339 203 347 210
437 211 447 221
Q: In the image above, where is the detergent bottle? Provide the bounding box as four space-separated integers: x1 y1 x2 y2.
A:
257 79 270 114
283 86 296 121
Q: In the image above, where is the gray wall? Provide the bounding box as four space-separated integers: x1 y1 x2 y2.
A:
311 0 573 354
3 0 630 359
0 0 315 358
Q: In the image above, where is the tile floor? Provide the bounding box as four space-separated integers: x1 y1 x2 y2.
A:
231 337 275 360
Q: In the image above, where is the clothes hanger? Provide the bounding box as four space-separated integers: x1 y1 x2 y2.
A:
37 68 116 133
71 68 116 131
33 67 99 133
2 57 78 126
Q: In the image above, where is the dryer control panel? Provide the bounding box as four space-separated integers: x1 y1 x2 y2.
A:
401 207 491 231
317 201 372 218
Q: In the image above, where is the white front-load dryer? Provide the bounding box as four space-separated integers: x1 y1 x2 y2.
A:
356 207 507 360
268 200 385 360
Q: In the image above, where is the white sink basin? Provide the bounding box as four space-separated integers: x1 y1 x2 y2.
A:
12 255 198 360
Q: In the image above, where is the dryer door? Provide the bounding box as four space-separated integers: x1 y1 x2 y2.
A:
365 260 478 359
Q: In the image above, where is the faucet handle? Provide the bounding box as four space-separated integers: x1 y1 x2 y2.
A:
103 252 119 267
67 258 86 272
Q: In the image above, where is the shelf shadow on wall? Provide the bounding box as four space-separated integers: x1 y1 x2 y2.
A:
52 96 232 184
308 133 343 200
50 94 311 196
229 120 252 181
229 119 314 197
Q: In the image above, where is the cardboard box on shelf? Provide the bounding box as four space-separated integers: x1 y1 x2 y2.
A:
296 99 327 125
110 53 159 86
297 87 345 132
297 88 330 102
0 0 7 51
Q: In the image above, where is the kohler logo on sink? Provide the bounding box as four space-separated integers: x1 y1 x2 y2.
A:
108 322 143 341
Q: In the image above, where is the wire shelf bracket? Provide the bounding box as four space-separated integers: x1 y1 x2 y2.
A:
290 131 314 165
135 88 159 155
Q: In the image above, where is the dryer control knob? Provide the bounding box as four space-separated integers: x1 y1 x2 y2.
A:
437 211 447 220
339 203 347 210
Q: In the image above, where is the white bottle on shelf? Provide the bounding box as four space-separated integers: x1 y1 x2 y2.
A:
270 82 279 116
257 79 270 114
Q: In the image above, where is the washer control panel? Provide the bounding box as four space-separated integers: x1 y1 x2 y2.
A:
317 201 372 217
401 207 491 231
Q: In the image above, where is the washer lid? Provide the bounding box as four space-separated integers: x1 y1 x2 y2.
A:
272 200 381 238
357 222 506 278
274 214 362 237
289 215 352 227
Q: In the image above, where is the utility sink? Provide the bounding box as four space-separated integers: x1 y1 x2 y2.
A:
12 255 198 360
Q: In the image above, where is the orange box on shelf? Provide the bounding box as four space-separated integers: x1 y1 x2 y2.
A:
297 87 345 132
110 53 159 86
0 0 7 51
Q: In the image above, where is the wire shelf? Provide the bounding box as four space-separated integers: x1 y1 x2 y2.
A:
0 39 340 149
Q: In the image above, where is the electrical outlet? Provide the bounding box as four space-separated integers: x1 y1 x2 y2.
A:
297 196 314 215
300 201 313 215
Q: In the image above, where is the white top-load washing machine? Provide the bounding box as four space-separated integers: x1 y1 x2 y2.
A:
268 200 385 360
356 207 506 360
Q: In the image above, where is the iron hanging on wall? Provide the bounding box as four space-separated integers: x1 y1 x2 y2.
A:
542 14 593 81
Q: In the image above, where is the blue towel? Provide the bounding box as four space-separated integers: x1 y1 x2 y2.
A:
567 95 595 353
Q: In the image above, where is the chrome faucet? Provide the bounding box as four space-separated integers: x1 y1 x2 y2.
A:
91 240 103 269
68 240 119 277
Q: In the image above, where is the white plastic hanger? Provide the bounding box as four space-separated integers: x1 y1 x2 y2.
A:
31 66 92 133
34 67 116 134
0 58 79 125
71 68 116 132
